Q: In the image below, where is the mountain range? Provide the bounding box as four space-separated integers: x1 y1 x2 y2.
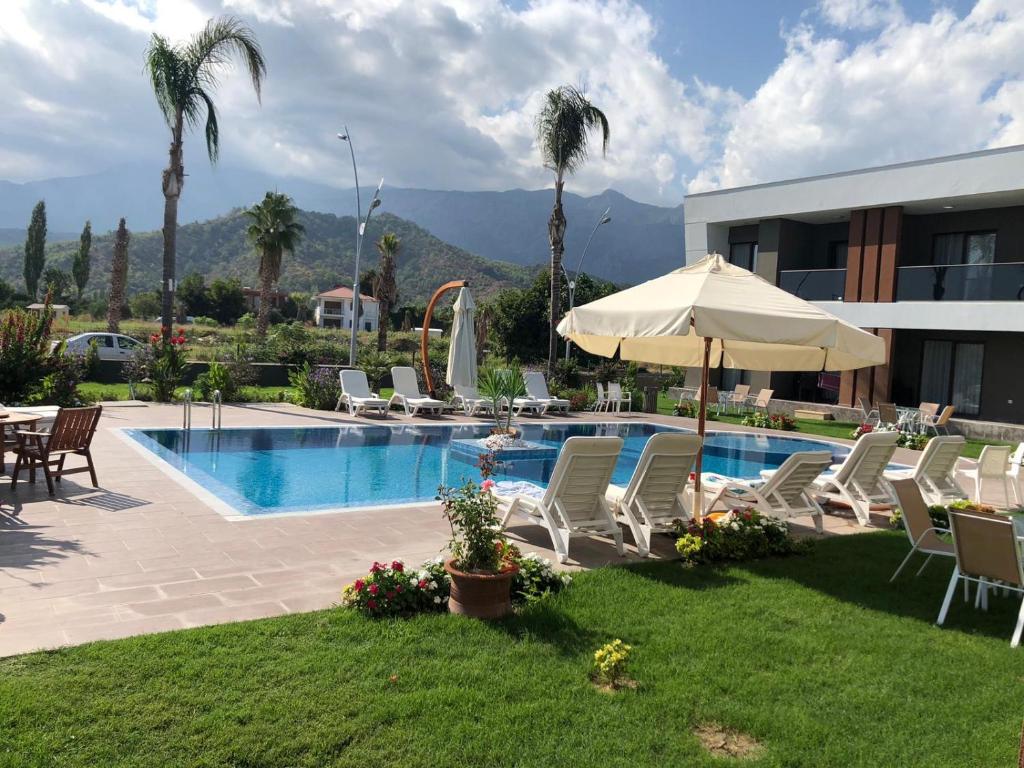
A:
0 163 684 284
0 209 536 305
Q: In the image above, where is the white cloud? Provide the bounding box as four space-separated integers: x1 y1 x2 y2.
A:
818 0 905 30
691 0 1024 192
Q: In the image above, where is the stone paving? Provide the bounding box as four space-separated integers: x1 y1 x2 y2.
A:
0 402 952 657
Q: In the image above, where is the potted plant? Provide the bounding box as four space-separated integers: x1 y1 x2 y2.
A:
476 365 526 442
437 453 517 619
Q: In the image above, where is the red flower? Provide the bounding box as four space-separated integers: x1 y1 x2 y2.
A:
353 579 364 592
417 579 428 590
370 561 383 573
385 590 396 600
177 328 186 335
391 560 404 572
368 583 379 595
395 584 403 593
366 599 378 610
150 334 160 343
743 511 752 521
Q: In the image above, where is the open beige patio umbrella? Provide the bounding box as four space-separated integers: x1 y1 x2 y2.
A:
556 253 886 510
446 287 478 389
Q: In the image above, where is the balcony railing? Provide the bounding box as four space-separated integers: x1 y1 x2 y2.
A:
778 269 846 301
896 262 1024 301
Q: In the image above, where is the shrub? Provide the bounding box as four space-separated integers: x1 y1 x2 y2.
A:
340 559 448 618
674 400 716 420
133 329 189 403
512 552 571 604
593 639 632 687
0 304 55 404
83 339 101 380
673 508 811 565
562 388 595 412
358 349 394 391
853 422 928 450
550 357 581 391
193 361 235 402
438 479 510 574
193 316 218 327
288 362 340 410
742 412 796 431
37 350 84 407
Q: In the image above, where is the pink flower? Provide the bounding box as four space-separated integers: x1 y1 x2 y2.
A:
370 561 383 573
368 583 379 595
353 579 364 592
395 584 403 593
418 579 428 590
481 479 495 491
391 560 404 572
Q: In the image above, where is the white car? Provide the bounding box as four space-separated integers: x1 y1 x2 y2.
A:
59 332 144 361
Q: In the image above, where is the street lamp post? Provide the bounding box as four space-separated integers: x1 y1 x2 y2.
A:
338 128 383 366
565 206 611 358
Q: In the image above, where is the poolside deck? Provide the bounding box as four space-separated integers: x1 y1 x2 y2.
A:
0 403 955 657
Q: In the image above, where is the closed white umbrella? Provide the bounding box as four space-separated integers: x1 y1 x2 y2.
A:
556 253 887 512
446 287 478 389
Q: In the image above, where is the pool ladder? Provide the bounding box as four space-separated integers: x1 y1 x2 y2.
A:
182 389 222 431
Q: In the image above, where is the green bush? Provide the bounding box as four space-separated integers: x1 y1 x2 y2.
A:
742 412 797 431
0 305 55 404
193 362 235 402
358 349 394 391
674 509 811 565
83 339 101 380
37 349 85 407
288 362 340 410
193 316 218 327
561 387 595 412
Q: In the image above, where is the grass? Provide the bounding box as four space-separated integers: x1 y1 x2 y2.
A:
77 381 293 403
654 392 1006 460
1 532 1023 766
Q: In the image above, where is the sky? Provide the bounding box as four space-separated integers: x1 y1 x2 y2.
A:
0 0 1021 205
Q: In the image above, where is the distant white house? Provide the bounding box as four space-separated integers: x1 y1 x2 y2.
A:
314 286 379 331
27 303 70 321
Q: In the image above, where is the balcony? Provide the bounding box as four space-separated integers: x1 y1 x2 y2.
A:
896 262 1024 301
778 269 846 301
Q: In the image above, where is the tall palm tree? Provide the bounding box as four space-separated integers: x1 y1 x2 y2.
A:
244 192 305 337
535 85 609 375
145 16 266 341
373 233 400 351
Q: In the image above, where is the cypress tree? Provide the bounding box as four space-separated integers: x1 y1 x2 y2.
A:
107 219 129 333
23 200 46 299
73 220 92 299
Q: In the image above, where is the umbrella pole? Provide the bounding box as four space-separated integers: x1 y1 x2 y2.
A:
692 336 712 520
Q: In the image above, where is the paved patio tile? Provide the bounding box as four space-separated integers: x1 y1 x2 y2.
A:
125 593 225 617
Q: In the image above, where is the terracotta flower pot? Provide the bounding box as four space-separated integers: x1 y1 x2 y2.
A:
444 559 518 619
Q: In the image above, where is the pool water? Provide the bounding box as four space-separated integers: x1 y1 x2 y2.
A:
126 422 851 517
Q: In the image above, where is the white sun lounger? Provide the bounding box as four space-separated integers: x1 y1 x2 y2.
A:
523 371 570 413
884 435 967 506
335 370 390 417
605 432 702 557
704 450 833 533
389 367 446 416
813 431 899 526
498 436 624 564
451 384 494 416
507 396 547 416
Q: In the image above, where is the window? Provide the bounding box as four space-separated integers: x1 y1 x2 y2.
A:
920 340 984 417
94 335 114 348
116 336 137 349
729 242 757 271
827 240 848 269
364 322 372 332
932 232 996 265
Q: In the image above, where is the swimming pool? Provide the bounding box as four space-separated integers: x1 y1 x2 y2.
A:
125 422 852 518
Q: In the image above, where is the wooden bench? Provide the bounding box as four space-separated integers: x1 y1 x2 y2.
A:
793 409 833 421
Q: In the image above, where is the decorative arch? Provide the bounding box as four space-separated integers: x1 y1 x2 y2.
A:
420 279 468 397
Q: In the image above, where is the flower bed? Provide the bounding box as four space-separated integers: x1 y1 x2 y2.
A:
852 422 928 451
673 509 811 565
741 412 796 431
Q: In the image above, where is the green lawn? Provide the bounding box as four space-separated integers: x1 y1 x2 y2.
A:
1 533 1022 767
77 381 293 403
654 392 1006 460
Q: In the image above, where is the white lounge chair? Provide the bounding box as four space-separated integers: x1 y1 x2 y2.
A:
451 384 494 416
1008 443 1024 505
388 367 446 416
813 431 899 526
523 371 570 413
335 370 390 417
606 432 702 557
497 436 624 564
888 477 955 583
884 435 967 506
962 444 1014 507
704 450 832 533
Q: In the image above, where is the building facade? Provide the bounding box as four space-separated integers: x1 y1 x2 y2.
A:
241 287 289 314
684 145 1024 424
313 286 379 331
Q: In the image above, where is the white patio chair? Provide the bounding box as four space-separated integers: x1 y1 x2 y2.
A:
606 382 632 415
724 384 750 414
921 405 955 436
813 431 899 526
888 477 955 582
336 370 390 417
594 382 610 412
388 367 446 416
606 432 702 557
938 507 1024 647
523 371 570 413
858 396 880 426
745 388 773 414
497 436 624 564
962 444 1014 507
703 450 832 533
451 384 494 416
884 435 967 506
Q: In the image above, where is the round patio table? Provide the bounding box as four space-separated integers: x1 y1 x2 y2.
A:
0 413 42 474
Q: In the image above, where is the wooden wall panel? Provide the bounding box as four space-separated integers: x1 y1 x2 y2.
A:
860 208 883 301
877 207 902 302
845 210 866 303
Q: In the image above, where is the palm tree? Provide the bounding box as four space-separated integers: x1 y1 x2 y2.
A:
373 233 400 351
145 16 266 341
244 192 305 337
535 85 609 375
